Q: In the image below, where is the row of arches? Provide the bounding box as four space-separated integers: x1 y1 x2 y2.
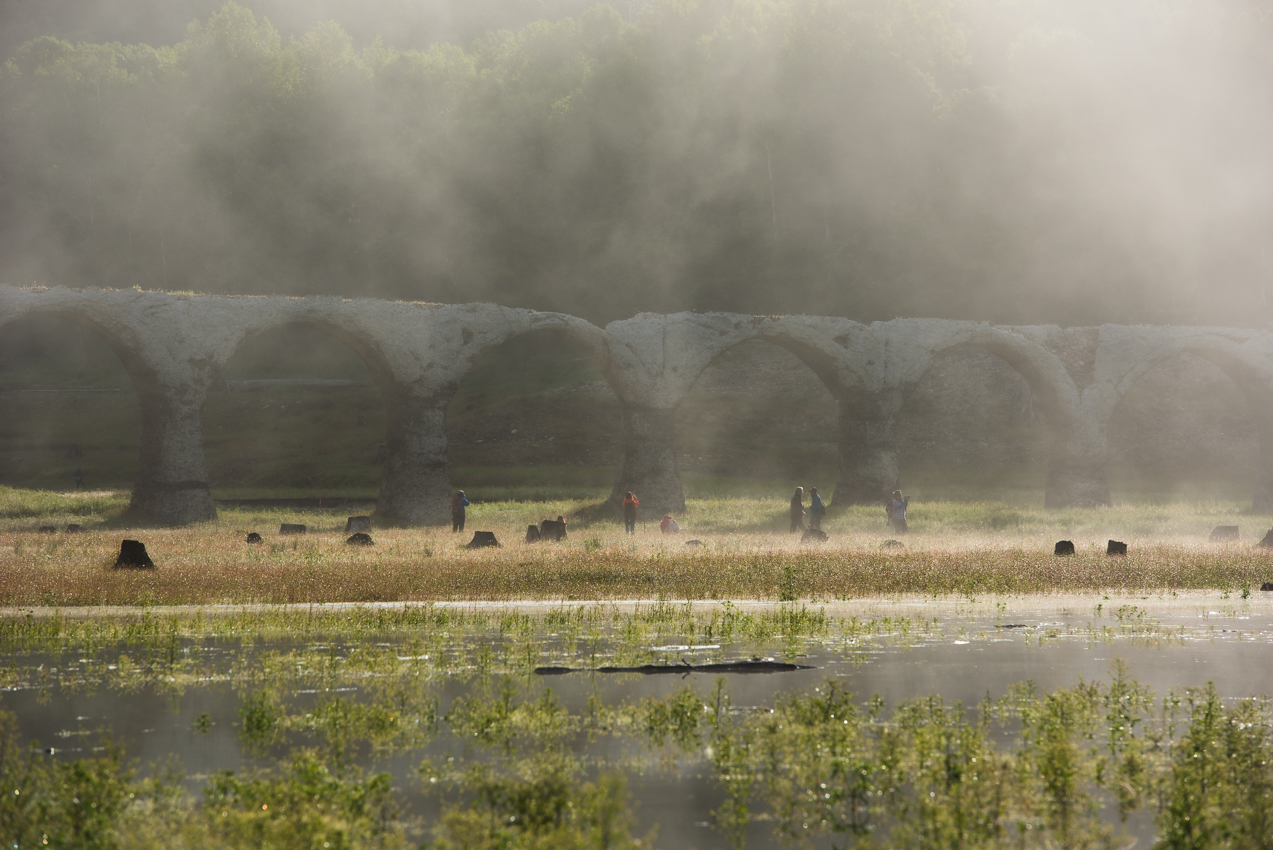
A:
2 287 1272 524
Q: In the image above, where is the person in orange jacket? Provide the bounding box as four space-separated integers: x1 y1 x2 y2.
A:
622 491 639 534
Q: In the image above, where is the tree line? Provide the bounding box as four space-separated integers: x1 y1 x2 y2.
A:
1 0 1269 325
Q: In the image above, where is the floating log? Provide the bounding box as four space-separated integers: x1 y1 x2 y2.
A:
535 658 814 676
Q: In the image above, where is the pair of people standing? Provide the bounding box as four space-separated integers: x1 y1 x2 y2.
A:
789 487 826 532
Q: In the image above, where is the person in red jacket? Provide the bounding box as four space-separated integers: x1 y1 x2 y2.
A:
622 491 639 534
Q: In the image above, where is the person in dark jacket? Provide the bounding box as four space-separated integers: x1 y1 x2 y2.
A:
622 492 639 534
808 487 825 530
790 487 806 533
451 490 469 532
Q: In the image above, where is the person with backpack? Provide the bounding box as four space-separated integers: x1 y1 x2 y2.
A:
808 487 826 531
622 492 639 534
451 490 469 533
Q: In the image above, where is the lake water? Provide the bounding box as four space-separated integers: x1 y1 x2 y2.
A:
4 595 1272 847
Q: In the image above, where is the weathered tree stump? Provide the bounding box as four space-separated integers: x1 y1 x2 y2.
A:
1107 540 1127 555
279 523 306 535
1259 529 1273 549
1209 525 1239 541
37 526 56 534
539 519 568 541
525 525 541 543
114 539 155 569
466 531 500 548
1054 540 1075 556
345 516 372 533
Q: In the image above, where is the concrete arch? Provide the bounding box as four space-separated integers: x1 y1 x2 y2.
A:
660 326 853 503
203 299 609 526
1104 331 1273 511
0 287 226 522
905 326 1094 508
915 327 1081 430
763 318 1087 505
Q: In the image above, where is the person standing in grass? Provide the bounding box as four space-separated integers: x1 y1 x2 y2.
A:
790 487 806 533
888 490 909 534
622 491 639 534
451 490 469 533
808 487 825 531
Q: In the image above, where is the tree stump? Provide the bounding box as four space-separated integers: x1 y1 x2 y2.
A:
1054 540 1075 556
466 531 500 548
346 532 374 546
114 539 155 569
539 519 568 541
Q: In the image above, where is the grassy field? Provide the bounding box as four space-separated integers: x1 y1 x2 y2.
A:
2 488 1272 605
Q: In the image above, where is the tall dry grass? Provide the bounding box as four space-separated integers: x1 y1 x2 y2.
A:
2 516 1271 606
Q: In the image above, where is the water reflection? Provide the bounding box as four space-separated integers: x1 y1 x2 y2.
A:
3 602 1272 847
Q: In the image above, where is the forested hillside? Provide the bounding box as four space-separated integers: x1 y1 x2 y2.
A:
2 0 1270 325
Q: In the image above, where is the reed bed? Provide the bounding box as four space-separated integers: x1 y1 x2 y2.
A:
2 488 1271 605
2 516 1272 605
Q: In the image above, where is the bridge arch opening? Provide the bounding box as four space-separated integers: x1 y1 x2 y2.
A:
1107 348 1261 504
0 312 143 496
203 323 388 499
676 338 838 502
447 329 619 505
893 345 1051 502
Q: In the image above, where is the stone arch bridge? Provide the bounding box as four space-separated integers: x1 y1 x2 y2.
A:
3 285 1272 525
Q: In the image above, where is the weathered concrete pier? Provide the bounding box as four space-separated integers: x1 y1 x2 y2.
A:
4 285 1272 524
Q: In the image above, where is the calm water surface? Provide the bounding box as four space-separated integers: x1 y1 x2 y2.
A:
5 599 1272 848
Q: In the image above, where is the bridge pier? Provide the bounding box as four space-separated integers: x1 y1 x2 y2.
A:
608 404 685 517
831 393 901 505
375 393 453 527
1251 416 1273 514
129 389 218 524
1043 422 1111 508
